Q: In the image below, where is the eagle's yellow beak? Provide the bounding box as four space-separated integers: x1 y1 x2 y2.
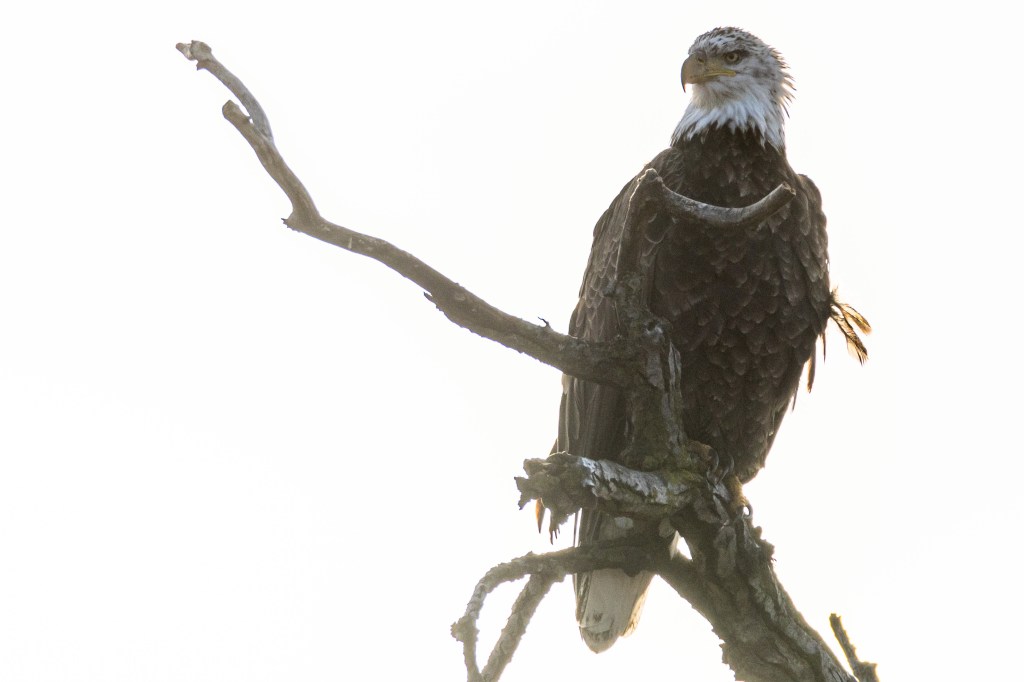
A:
681 54 737 91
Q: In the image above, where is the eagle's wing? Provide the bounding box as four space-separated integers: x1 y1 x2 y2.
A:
559 156 679 653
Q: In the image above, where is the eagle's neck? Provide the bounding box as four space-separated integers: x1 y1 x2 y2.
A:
672 86 787 150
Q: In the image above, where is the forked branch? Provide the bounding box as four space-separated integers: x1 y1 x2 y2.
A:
451 543 659 682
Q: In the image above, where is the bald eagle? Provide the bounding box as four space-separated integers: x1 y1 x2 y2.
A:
557 27 866 653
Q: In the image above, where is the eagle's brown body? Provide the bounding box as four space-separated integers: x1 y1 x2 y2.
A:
561 125 832 651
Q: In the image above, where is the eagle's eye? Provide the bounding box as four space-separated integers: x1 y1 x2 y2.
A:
723 51 741 64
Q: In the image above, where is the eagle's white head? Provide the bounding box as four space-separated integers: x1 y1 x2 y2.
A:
672 27 794 150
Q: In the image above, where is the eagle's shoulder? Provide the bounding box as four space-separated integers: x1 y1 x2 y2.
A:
571 150 680 337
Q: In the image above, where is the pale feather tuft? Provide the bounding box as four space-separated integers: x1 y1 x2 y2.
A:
829 290 871 364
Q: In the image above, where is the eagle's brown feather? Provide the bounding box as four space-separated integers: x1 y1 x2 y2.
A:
559 27 866 653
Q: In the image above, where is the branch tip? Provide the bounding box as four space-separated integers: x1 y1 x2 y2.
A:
830 614 880 682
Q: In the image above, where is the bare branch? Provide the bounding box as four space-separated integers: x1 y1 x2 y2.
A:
452 542 681 682
175 41 633 387
176 41 273 139
657 175 796 228
479 575 553 682
517 452 865 682
830 614 880 682
674 507 860 682
515 451 706 527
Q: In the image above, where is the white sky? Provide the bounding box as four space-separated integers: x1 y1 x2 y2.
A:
2 1 1021 680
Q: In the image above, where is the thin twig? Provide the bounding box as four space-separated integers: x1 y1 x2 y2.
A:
830 614 880 682
451 543 690 682
480 574 554 682
176 41 273 139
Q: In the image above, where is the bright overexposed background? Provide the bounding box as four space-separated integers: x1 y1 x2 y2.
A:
2 2 1020 680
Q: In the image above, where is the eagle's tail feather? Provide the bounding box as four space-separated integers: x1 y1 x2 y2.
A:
574 511 674 652
575 565 654 652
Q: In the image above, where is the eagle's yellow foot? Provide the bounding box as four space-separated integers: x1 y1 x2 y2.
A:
688 438 730 484
725 473 752 522
684 440 749 519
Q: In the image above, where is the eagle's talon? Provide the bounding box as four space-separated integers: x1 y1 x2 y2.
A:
709 450 735 488
724 473 751 524
688 439 731 486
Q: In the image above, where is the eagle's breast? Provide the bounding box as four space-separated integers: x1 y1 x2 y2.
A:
648 127 830 480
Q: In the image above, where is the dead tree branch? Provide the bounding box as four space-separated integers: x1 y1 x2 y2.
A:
656 173 796 228
830 614 880 682
176 40 636 387
177 41 876 682
515 456 866 682
452 543 660 682
515 451 706 523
